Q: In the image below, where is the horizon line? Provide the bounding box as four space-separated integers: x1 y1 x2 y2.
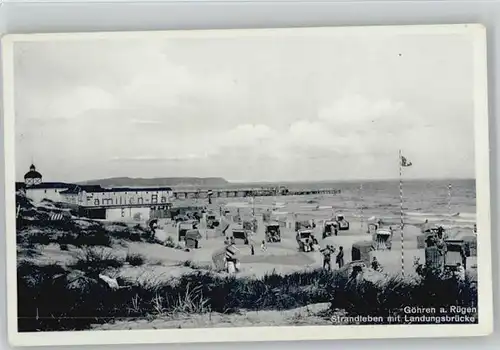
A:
16 176 476 185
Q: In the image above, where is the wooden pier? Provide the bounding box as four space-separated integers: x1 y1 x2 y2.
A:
171 187 341 199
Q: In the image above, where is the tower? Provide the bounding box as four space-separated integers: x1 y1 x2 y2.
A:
24 164 42 187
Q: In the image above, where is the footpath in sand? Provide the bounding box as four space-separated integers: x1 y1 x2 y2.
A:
92 303 332 330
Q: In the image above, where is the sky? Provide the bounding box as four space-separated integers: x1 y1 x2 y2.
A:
13 29 477 183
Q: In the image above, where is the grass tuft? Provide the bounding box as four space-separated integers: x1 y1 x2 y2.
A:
126 253 146 267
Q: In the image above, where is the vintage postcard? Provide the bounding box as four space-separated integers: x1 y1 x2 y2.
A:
2 25 492 347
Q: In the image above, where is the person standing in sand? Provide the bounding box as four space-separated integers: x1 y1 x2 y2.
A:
261 240 267 252
320 245 334 271
455 263 466 282
225 242 240 274
336 246 344 268
371 257 381 272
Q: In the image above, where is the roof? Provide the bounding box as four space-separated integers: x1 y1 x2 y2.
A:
266 221 280 226
352 240 374 248
60 186 82 194
376 230 392 236
23 180 173 193
24 170 42 179
26 182 73 189
59 185 173 194
59 184 103 194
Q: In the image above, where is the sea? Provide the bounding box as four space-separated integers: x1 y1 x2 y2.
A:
218 179 476 232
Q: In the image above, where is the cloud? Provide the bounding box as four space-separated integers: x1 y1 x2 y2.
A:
14 35 475 182
318 95 407 128
222 124 275 147
194 94 419 165
27 86 117 121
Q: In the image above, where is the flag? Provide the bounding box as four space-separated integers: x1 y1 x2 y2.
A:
400 155 413 167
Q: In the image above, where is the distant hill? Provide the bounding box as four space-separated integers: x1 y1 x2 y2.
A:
78 177 230 188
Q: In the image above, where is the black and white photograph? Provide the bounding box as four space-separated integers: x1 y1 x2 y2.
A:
2 25 492 346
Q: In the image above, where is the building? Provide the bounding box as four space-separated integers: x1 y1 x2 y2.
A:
20 163 75 203
18 164 174 221
77 186 174 221
24 164 42 186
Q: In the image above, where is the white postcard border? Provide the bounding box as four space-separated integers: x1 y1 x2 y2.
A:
1 24 493 347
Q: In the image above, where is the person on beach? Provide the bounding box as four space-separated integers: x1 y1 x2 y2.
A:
312 236 319 247
225 243 240 274
436 227 446 253
455 263 466 282
261 240 267 252
336 246 344 268
321 245 334 271
309 236 315 251
303 238 311 252
250 243 255 255
423 219 430 232
371 257 381 272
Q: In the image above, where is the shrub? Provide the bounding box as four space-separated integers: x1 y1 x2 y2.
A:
59 243 69 251
72 227 112 247
25 232 52 246
126 253 146 267
178 260 212 271
129 232 142 242
69 247 124 274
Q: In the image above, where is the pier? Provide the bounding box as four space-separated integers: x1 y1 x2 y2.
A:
171 187 341 199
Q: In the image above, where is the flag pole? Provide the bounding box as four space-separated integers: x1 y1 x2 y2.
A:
399 149 404 277
448 183 452 216
252 193 255 217
359 183 364 233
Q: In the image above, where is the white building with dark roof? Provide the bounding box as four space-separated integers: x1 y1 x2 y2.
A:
18 164 175 221
21 163 73 203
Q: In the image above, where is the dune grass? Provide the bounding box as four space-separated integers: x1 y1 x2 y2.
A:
328 270 478 323
17 255 478 332
69 247 124 274
125 252 146 267
17 217 152 249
